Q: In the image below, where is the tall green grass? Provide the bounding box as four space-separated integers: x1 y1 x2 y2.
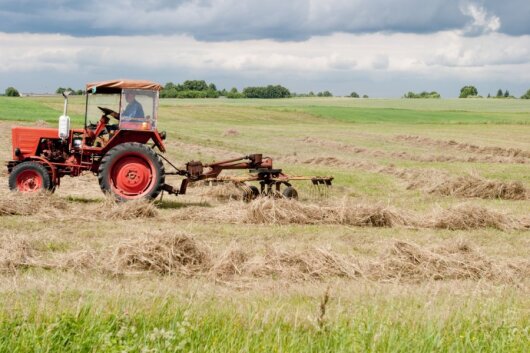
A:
1 296 527 353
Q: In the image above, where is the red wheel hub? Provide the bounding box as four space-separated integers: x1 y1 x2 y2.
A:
16 170 43 192
110 155 154 198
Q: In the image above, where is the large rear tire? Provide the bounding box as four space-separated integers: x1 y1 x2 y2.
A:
98 142 165 201
9 161 53 193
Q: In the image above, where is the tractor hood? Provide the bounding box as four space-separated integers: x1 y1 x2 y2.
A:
86 79 162 94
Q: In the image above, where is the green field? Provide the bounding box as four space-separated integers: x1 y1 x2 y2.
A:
0 96 529 352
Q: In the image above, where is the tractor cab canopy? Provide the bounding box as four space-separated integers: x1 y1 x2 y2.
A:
85 80 162 131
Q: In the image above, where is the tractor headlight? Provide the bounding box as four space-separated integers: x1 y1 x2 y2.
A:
72 137 83 148
159 131 166 140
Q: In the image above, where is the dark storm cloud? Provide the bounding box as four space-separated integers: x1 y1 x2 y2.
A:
0 0 528 39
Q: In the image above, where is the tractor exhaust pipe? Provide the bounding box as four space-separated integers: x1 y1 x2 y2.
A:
58 90 71 141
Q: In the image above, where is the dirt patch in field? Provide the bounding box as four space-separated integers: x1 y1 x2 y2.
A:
394 135 530 160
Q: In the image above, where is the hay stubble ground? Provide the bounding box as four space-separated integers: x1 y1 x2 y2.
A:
0 97 529 352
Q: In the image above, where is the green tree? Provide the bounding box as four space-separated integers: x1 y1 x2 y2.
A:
182 80 209 91
504 90 510 98
242 85 290 98
404 91 440 99
459 85 478 98
496 89 503 97
520 89 530 99
208 83 217 91
363 95 369 98
5 87 20 97
317 91 332 97
350 92 359 98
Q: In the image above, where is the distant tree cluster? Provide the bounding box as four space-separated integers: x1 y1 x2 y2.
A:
459 86 479 98
56 87 85 95
317 91 333 97
159 80 220 98
159 81 291 99
403 91 441 99
242 85 291 98
487 89 514 98
4 87 20 97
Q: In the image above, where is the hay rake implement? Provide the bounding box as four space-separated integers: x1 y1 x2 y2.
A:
160 154 333 201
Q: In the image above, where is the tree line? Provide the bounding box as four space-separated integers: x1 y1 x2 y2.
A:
4 83 530 99
160 80 293 99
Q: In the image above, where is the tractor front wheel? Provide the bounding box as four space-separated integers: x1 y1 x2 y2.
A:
98 142 165 201
9 161 53 193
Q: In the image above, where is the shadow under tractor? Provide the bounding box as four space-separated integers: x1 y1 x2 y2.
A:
7 80 332 201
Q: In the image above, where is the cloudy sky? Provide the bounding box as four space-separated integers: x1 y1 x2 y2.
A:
1 0 530 97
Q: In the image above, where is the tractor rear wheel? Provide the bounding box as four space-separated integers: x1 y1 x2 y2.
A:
98 142 165 201
9 161 53 193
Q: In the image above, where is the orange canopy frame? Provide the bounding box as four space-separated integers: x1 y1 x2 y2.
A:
86 79 162 92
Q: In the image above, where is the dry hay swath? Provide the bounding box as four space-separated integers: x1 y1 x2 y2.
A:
244 197 413 227
108 233 210 276
210 244 361 281
367 240 526 283
2 231 527 284
394 135 530 159
200 182 245 201
0 192 68 217
0 236 35 274
91 197 159 220
426 174 528 200
431 203 522 231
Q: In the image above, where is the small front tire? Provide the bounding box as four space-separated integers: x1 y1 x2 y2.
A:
9 161 53 193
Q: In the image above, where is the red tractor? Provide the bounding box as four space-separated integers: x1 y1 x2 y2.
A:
7 80 332 201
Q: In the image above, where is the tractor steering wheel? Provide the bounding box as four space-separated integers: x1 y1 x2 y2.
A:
97 106 120 120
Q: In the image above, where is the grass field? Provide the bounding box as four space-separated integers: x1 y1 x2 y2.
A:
0 96 529 352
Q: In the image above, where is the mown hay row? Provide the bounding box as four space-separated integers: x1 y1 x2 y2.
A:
394 135 530 159
283 154 529 200
0 192 68 217
245 198 413 227
299 136 528 164
2 234 527 284
425 175 528 200
366 240 525 283
431 204 522 231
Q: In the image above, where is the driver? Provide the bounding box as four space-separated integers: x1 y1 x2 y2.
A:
122 92 144 119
